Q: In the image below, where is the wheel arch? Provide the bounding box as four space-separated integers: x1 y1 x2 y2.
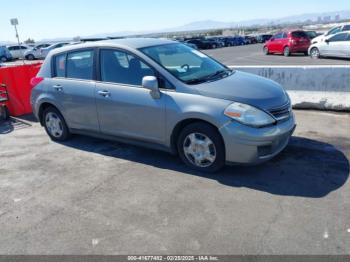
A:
38 102 62 126
170 118 224 154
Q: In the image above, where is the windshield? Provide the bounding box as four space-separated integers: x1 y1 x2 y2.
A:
140 43 232 84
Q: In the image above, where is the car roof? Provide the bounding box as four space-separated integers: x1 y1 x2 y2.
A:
49 38 175 56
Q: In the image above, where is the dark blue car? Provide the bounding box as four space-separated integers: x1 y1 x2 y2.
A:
0 46 13 62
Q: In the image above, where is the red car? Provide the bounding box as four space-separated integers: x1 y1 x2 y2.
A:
263 30 311 56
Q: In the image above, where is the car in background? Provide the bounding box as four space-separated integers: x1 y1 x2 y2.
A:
0 46 13 62
309 32 350 59
312 24 350 44
186 39 217 49
24 43 51 60
207 37 225 48
257 34 273 43
244 36 257 44
39 42 70 59
6 45 31 59
305 31 321 40
263 30 311 56
183 41 198 49
31 38 295 172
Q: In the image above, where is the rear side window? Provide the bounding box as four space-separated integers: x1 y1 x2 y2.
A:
343 25 350 31
292 31 308 38
66 50 94 80
54 53 66 78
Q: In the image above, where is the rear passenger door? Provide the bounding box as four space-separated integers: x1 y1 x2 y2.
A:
95 49 166 144
48 49 100 132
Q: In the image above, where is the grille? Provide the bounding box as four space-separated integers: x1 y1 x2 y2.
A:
269 102 291 121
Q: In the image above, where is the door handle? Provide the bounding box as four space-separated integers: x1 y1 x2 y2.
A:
53 85 63 92
98 90 111 97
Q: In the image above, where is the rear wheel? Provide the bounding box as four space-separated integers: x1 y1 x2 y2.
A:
284 47 290 57
43 107 71 142
310 47 320 59
177 122 225 173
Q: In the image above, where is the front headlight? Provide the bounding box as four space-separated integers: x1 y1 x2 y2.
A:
224 102 276 127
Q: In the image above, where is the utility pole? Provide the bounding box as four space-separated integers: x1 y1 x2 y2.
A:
10 18 25 64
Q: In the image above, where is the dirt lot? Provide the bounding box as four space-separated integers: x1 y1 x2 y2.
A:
0 110 349 255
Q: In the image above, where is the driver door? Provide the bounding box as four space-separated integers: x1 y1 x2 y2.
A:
95 49 166 144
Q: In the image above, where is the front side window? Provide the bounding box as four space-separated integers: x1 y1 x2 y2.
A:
66 50 94 80
140 43 231 85
274 33 283 39
100 49 155 86
54 53 66 78
329 33 348 42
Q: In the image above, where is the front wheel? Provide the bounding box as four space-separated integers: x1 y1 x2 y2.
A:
43 107 71 142
263 46 270 55
177 122 225 173
26 54 35 60
310 47 320 59
284 47 290 57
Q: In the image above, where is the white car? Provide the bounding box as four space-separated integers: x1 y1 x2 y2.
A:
39 42 70 59
24 43 51 60
309 32 350 59
6 45 31 59
312 24 350 44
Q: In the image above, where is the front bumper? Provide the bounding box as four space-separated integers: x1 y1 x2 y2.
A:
220 113 296 165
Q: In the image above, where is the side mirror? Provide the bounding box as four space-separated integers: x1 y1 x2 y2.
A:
325 39 330 44
142 76 160 99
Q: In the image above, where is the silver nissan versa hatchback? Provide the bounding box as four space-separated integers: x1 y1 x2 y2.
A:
31 38 296 172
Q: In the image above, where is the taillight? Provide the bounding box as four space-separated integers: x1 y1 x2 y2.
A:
30 77 44 88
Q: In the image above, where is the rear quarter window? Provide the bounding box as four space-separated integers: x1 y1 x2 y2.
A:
54 53 66 77
66 50 94 80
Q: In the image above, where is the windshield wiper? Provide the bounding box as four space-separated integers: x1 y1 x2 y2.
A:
185 69 233 85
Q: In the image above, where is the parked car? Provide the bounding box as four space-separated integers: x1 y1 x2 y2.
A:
257 34 273 43
309 32 350 59
207 37 225 48
39 42 70 59
24 43 51 60
312 24 350 44
245 36 258 44
263 30 311 56
0 46 13 62
31 38 295 172
6 45 31 59
186 39 217 49
183 41 198 49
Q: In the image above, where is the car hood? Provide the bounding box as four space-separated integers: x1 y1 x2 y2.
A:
193 70 289 110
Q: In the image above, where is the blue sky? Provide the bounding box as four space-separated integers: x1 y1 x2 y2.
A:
1 0 349 41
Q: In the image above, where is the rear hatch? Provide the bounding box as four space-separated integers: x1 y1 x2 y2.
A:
291 31 310 47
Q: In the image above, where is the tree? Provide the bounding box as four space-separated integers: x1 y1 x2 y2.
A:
24 38 35 44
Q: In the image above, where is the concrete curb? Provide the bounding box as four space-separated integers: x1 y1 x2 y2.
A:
231 66 350 111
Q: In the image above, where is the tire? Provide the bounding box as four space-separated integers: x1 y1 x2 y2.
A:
0 106 10 120
43 106 71 142
26 54 35 60
310 47 320 59
0 56 7 62
177 122 225 173
304 52 309 56
263 46 270 55
284 47 290 57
